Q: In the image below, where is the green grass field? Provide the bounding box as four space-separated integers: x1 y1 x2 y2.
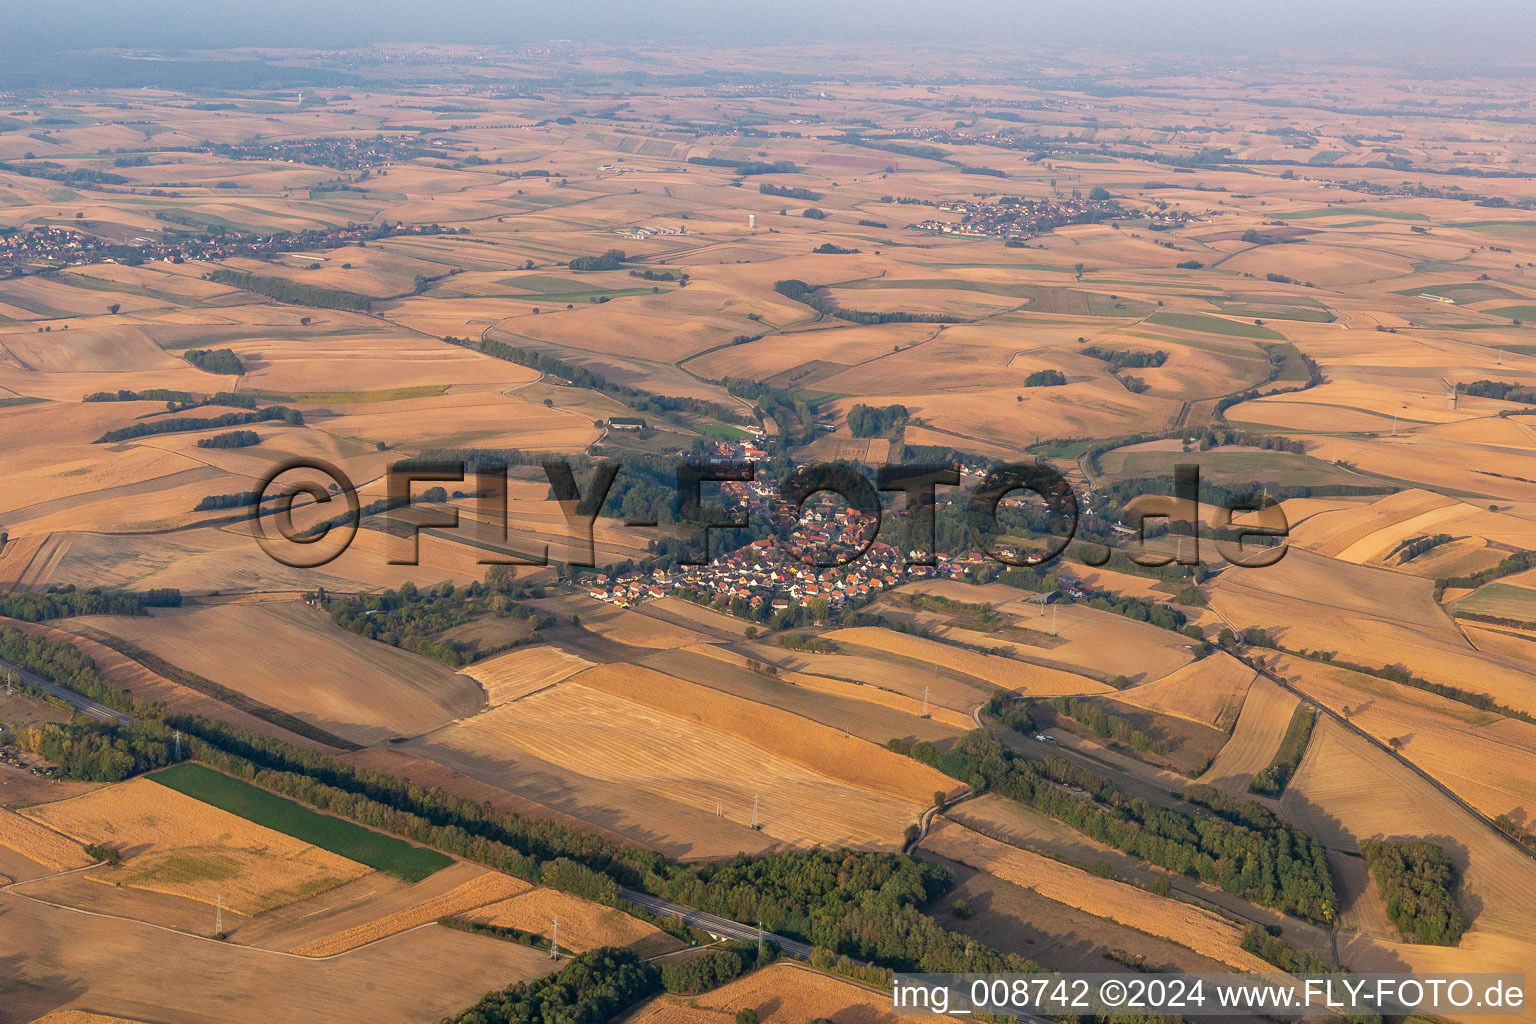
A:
1449 582 1536 622
694 422 753 440
148 762 452 882
1147 311 1285 340
1393 283 1520 302
1487 306 1536 322
1278 206 1427 221
245 385 449 404
1099 448 1362 488
1214 302 1336 323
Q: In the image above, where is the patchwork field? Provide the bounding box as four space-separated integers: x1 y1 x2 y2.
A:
1107 653 1254 730
459 644 594 705
147 763 453 881
289 870 529 956
1197 676 1300 794
571 663 962 802
920 820 1271 973
411 677 925 850
823 626 1109 694
625 961 967 1024
461 887 681 956
0 807 95 872
1284 719 1536 981
73 603 486 745
6 40 1536 1024
21 776 372 915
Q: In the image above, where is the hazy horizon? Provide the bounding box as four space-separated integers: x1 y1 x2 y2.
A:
5 0 1534 62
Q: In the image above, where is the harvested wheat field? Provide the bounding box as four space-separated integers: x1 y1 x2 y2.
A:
0 808 95 871
573 663 959 803
823 627 1108 695
625 961 966 1024
922 820 1270 973
26 1012 153 1024
1285 719 1536 983
762 648 990 712
685 645 975 729
574 603 707 649
415 679 922 849
462 887 681 957
1109 653 1255 730
289 870 529 957
1197 676 1300 793
0 889 556 1024
74 602 485 745
460 644 594 705
1275 654 1536 823
22 778 371 915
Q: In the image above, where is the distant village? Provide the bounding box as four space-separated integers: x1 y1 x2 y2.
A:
0 220 459 278
582 439 1059 615
899 193 1193 241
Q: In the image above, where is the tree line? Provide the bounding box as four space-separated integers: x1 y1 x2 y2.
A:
472 337 748 426
443 947 660 1024
1463 379 1536 405
760 182 822 200
568 249 626 272
0 625 137 717
0 584 180 621
898 728 1336 923
1242 927 1381 1024
83 388 260 411
196 429 260 449
18 720 178 782
1022 369 1067 387
95 404 302 443
1081 346 1168 370
657 847 1029 975
207 268 372 310
1049 695 1161 754
161 713 666 885
774 279 966 325
1392 533 1452 565
1250 705 1316 797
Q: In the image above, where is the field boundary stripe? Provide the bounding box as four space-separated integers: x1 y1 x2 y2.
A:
147 762 452 882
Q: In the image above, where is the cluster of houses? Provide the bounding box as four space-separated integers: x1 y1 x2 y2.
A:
584 441 1072 614
616 224 687 241
0 225 98 269
905 194 1126 240
209 133 434 170
0 219 450 277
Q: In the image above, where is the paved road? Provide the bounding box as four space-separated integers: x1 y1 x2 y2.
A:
0 658 132 726
621 889 815 960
